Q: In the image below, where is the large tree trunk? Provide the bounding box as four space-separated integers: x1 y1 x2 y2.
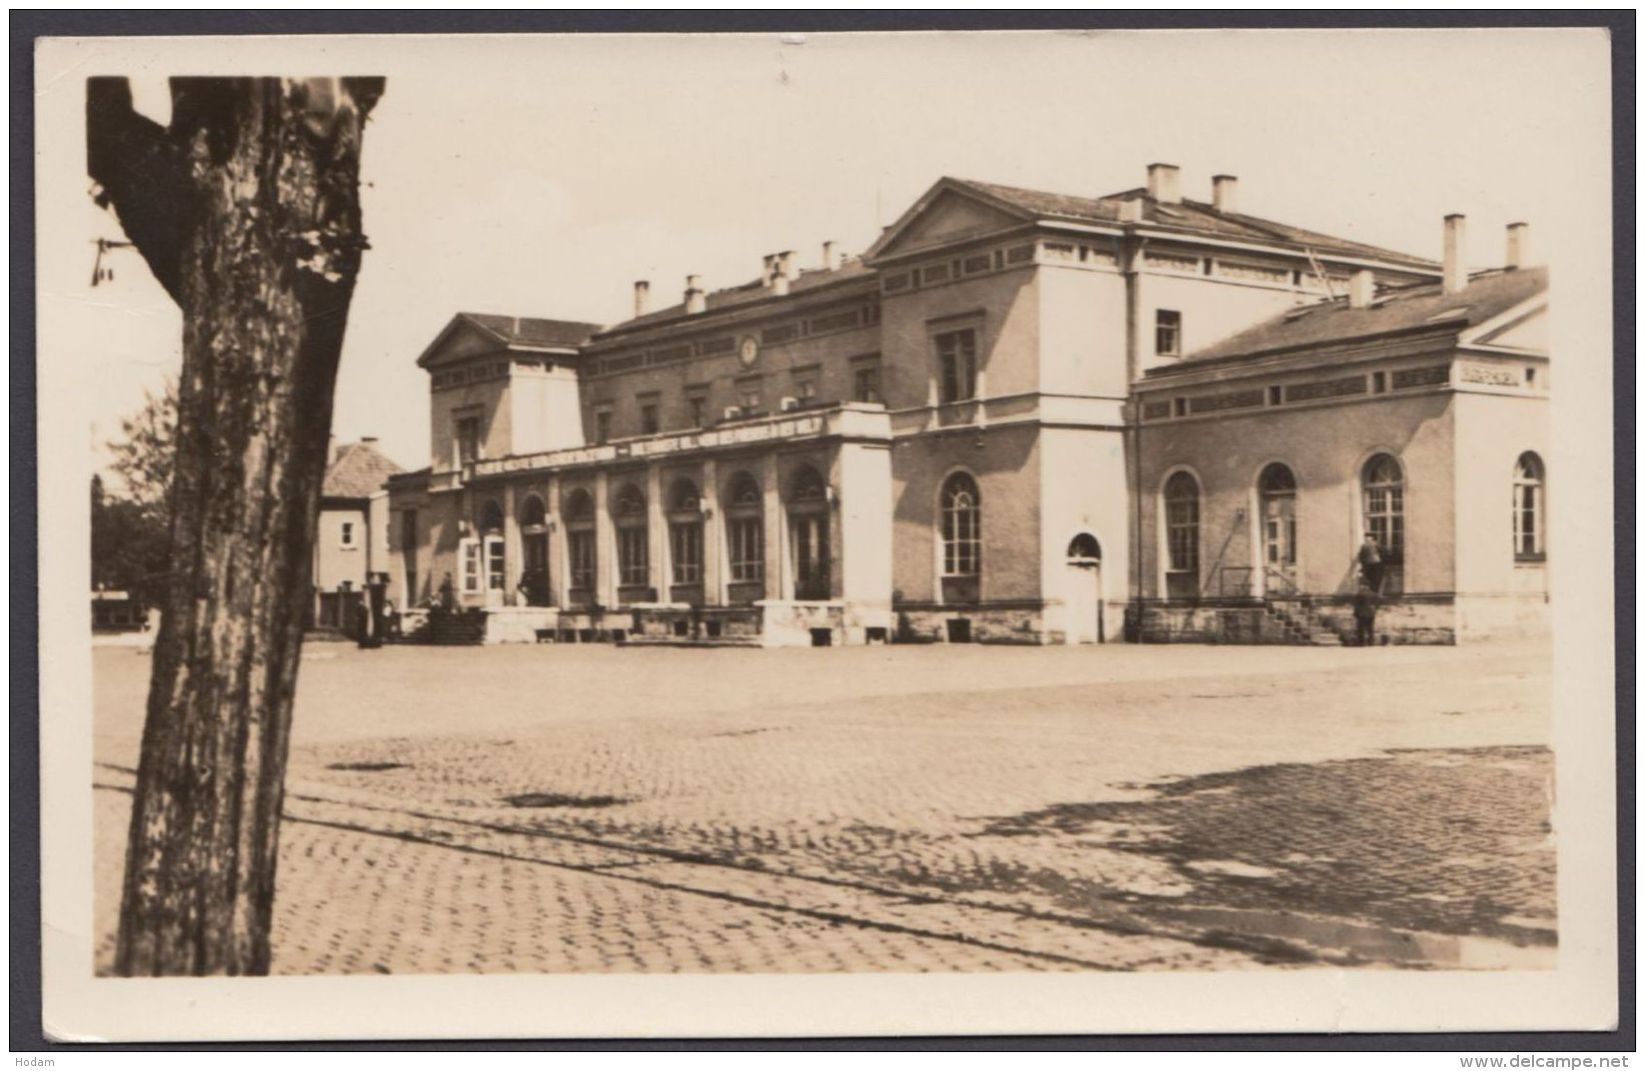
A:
88 76 383 975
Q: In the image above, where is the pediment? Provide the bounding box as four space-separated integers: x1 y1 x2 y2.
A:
416 316 509 369
1471 304 1547 351
869 185 1031 261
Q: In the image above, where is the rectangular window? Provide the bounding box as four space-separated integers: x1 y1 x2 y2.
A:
729 518 764 582
736 378 762 412
639 400 660 435
568 530 595 591
852 362 882 404
340 520 356 549
1173 397 1187 418
455 416 482 465
593 409 612 444
460 538 483 594
485 536 506 591
670 523 703 583
1155 310 1182 357
935 328 978 402
688 395 708 427
1371 371 1388 394
618 527 649 588
1267 385 1283 406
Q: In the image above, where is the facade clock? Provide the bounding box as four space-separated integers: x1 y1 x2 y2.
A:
737 334 760 367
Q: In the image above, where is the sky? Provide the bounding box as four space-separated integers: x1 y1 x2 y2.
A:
42 29 1608 478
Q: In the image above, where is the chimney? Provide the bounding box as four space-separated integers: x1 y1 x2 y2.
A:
685 274 706 315
633 280 650 318
762 250 796 295
821 240 837 271
1443 214 1467 295
1505 222 1529 270
1212 174 1238 214
1348 269 1375 309
1146 162 1181 204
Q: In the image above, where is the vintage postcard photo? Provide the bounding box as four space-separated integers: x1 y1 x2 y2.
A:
32 26 1619 1042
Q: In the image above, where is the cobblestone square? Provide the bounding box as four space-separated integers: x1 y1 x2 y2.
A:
93 638 1554 974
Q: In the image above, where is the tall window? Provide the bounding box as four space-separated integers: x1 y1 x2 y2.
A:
1361 454 1405 558
593 409 612 444
476 500 505 592
667 479 703 585
935 328 978 402
1513 452 1545 560
1155 310 1182 358
688 395 708 428
564 489 596 592
726 472 764 585
613 484 649 590
455 415 481 465
940 473 982 577
1258 463 1298 570
1164 471 1200 597
639 400 660 435
788 466 830 600
461 538 484 594
852 361 882 404
339 520 356 549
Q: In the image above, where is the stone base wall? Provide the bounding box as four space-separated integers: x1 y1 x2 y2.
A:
481 606 559 645
893 602 1056 645
1137 597 1460 646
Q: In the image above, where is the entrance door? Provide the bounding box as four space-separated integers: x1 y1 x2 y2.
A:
791 513 830 600
1258 463 1298 595
1065 534 1103 644
522 532 550 606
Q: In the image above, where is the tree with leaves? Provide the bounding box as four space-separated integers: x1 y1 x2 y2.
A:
88 75 384 976
92 382 178 607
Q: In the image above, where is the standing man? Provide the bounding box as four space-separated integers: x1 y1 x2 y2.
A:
1357 532 1384 594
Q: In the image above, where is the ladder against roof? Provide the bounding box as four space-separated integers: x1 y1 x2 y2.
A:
1304 247 1336 299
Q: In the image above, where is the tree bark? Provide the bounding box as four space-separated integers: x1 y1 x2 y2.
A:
89 76 383 975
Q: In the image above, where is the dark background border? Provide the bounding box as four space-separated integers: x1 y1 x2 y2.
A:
10 8 1634 1054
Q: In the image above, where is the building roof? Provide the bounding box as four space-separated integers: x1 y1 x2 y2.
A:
456 312 604 350
1172 266 1548 367
945 177 1439 271
591 258 876 342
323 439 405 499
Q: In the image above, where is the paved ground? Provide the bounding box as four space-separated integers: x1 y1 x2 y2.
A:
92 638 1555 974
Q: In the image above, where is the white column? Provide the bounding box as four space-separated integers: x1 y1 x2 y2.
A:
594 471 614 608
502 483 521 607
546 474 567 608
646 465 667 601
702 458 723 606
762 454 785 600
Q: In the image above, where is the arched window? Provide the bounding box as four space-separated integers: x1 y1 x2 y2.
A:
667 478 704 585
1513 452 1545 560
1360 454 1404 557
477 499 504 534
940 473 982 577
1163 471 1199 598
1067 533 1101 561
613 483 649 591
725 471 764 586
518 494 547 530
1258 463 1298 575
563 488 596 593
788 465 830 600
